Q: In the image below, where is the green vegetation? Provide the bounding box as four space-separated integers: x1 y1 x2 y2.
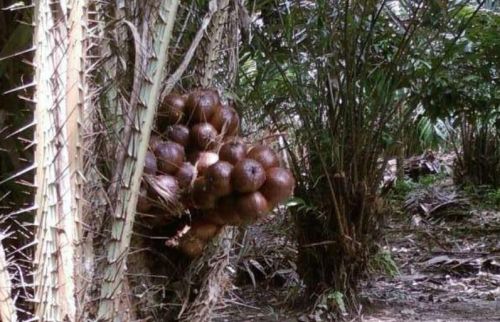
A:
236 0 488 314
0 0 499 319
390 173 448 201
369 249 400 278
463 185 500 208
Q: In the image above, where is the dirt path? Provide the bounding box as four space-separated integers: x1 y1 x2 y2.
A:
361 213 500 320
218 179 500 322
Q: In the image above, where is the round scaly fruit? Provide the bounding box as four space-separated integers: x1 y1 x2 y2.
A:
147 174 180 206
218 141 247 165
178 236 206 258
175 162 197 189
190 122 218 150
210 105 239 137
204 209 227 226
136 185 152 213
231 159 266 193
144 151 158 175
157 94 187 128
210 196 243 226
149 134 163 152
236 191 269 224
154 141 185 175
189 218 221 241
191 151 219 176
205 161 233 198
185 89 220 123
260 167 295 208
247 144 280 170
191 177 217 210
165 124 190 147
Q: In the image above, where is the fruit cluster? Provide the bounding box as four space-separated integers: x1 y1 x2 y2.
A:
138 89 295 257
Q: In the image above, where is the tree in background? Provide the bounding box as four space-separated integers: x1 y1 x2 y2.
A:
422 7 499 187
236 0 485 314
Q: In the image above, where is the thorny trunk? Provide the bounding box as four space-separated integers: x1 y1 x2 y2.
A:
294 173 383 309
32 0 85 320
96 1 179 319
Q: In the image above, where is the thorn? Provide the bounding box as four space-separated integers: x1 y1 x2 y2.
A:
0 46 36 61
3 82 36 95
6 121 36 139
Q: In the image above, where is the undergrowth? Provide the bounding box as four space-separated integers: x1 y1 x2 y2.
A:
390 173 449 201
462 185 500 209
368 248 400 278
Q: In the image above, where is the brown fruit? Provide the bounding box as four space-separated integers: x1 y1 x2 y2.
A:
166 125 190 147
185 89 220 123
149 134 163 152
219 142 247 165
136 185 151 213
144 151 158 175
205 209 227 226
179 236 205 258
247 145 280 169
213 196 243 226
186 149 199 164
147 174 180 206
154 141 185 174
205 161 233 197
260 167 295 208
191 178 217 209
158 94 186 127
194 151 219 175
190 123 218 150
231 159 266 193
189 218 221 241
176 162 197 189
236 191 269 224
210 105 239 136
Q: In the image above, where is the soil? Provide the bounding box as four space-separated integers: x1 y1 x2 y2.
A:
218 176 500 322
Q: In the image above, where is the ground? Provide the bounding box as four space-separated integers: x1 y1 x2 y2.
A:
217 173 500 321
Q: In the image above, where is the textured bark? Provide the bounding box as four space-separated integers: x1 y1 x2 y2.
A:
0 240 17 322
32 1 86 320
97 2 180 320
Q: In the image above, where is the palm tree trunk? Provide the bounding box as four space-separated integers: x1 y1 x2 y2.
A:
96 1 180 320
32 0 86 320
0 240 17 322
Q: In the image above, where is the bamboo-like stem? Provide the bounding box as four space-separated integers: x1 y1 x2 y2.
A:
32 0 85 320
97 1 179 320
162 0 218 97
199 0 229 87
65 0 86 318
0 238 17 322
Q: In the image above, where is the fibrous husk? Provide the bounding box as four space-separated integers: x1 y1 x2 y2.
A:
145 174 184 217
